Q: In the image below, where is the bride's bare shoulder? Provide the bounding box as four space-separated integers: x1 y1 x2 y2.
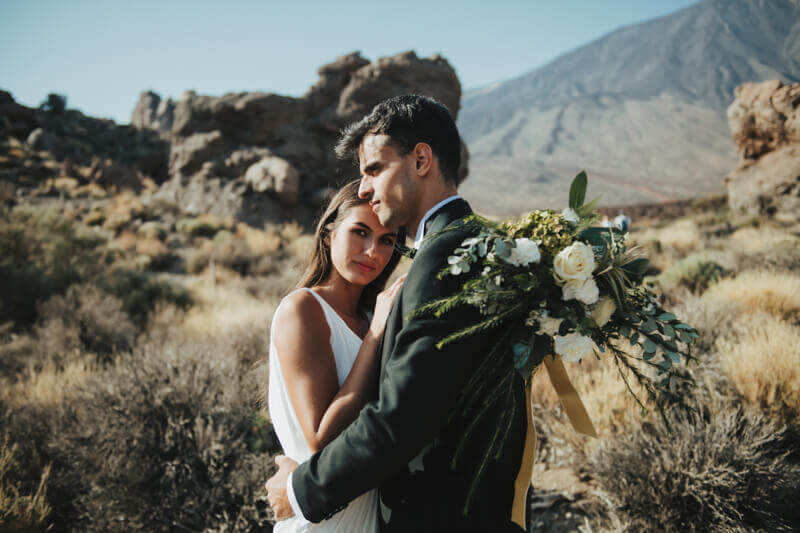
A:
272 289 330 348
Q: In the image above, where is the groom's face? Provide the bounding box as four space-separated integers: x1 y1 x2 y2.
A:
357 134 420 229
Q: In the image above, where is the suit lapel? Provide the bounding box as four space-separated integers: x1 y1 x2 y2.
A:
378 199 473 377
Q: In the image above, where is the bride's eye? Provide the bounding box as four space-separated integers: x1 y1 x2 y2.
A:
352 228 368 237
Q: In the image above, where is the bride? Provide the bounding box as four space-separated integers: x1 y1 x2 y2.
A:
267 180 405 532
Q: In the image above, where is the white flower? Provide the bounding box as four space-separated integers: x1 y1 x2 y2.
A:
537 315 563 336
562 277 599 305
553 241 596 285
554 332 595 363
504 238 541 267
561 207 580 224
591 297 617 327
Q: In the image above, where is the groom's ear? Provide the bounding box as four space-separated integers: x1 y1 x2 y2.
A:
413 143 433 176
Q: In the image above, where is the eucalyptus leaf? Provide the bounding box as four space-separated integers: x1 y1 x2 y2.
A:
675 323 693 330
642 318 657 333
643 351 655 361
658 312 677 321
619 325 631 337
448 256 461 265
663 324 675 338
630 332 639 345
667 351 680 363
658 360 671 372
643 339 657 354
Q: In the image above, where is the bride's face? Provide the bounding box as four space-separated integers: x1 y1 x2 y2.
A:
329 203 398 287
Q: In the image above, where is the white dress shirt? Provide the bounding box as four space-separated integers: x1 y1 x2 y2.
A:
413 195 462 250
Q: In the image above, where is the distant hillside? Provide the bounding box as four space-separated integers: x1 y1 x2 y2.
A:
459 0 800 215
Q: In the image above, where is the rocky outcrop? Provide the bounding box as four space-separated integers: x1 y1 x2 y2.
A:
1 50 465 227
131 50 466 226
0 91 169 194
725 80 800 217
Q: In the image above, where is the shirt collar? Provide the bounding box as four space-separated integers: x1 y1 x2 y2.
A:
414 195 462 249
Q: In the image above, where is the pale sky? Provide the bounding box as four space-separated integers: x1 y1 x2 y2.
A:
1 0 701 124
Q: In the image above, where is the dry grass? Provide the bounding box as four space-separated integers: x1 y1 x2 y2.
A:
635 218 701 256
728 226 799 255
717 314 800 418
0 358 94 408
533 355 643 446
237 222 281 255
703 270 800 321
180 277 278 363
0 439 51 530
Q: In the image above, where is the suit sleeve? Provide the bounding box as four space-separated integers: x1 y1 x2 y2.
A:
291 229 488 522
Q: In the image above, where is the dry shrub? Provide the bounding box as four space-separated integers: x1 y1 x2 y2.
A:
278 220 304 243
590 397 800 532
52 335 277 531
703 270 800 322
37 283 136 363
671 292 739 354
0 438 51 530
717 314 800 419
188 236 256 276
0 205 103 327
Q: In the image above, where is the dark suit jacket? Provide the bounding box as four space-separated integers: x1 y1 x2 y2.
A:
292 199 528 532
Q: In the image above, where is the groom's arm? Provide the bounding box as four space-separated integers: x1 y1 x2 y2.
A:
289 229 489 522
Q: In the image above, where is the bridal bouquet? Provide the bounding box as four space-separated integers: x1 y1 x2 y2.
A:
411 172 699 428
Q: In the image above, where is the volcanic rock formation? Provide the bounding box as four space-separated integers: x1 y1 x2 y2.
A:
725 80 800 218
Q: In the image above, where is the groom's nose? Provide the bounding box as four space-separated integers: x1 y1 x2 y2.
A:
358 177 373 200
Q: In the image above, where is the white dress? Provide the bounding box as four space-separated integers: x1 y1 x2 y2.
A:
268 288 379 533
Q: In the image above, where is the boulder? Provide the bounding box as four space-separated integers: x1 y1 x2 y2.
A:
725 80 800 218
337 51 462 122
169 130 226 176
244 156 300 203
131 91 174 132
725 145 800 217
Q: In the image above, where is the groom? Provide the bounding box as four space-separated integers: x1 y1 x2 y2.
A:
266 95 530 532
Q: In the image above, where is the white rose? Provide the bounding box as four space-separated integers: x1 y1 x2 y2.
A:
561 207 580 224
554 332 595 363
553 241 596 285
562 277 599 305
591 297 617 327
537 315 563 336
504 238 541 267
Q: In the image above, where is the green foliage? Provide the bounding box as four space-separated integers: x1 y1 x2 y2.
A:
98 269 191 329
38 93 67 114
0 206 104 327
659 253 727 293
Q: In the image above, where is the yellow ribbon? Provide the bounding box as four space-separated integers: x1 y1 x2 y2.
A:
510 356 596 529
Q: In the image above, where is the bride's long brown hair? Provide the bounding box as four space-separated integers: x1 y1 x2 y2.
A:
295 179 405 311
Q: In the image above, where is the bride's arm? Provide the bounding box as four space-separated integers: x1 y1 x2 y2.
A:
273 277 404 453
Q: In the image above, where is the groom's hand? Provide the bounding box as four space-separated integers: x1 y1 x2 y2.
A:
265 455 299 521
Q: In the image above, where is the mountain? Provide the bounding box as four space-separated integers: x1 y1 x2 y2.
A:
458 0 800 215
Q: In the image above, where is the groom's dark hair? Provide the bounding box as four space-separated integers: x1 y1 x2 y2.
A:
336 94 463 186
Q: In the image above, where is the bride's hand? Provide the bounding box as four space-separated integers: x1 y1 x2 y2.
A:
370 274 406 337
